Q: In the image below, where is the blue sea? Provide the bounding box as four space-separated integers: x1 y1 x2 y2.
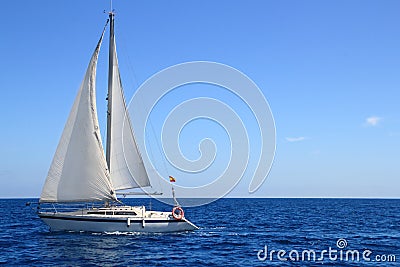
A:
0 198 399 266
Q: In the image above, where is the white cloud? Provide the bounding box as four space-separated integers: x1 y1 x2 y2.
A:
365 116 382 127
285 137 307 142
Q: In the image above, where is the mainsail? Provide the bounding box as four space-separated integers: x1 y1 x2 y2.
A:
107 39 151 190
40 29 116 203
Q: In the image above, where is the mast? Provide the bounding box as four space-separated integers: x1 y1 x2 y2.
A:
106 11 115 171
103 10 151 190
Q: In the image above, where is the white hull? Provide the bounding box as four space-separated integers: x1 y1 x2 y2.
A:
38 206 198 233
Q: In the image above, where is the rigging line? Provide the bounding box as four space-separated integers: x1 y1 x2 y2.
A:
115 42 160 193
118 28 140 90
104 18 110 32
149 118 170 176
100 17 111 154
116 26 166 191
125 74 168 192
148 117 168 191
144 124 157 186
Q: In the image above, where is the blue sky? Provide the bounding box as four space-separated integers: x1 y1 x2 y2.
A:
0 0 399 198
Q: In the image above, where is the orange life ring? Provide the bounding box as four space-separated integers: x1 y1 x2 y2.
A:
172 206 184 220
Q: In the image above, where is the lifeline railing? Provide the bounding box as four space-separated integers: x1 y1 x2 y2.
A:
27 202 106 214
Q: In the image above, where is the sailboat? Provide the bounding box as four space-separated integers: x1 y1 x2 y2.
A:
37 11 198 233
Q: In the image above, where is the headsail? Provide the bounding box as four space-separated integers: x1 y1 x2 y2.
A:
40 27 116 203
107 38 151 190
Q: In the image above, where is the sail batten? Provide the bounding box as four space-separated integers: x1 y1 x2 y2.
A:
40 27 116 203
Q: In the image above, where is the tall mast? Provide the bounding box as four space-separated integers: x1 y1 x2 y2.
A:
106 11 115 171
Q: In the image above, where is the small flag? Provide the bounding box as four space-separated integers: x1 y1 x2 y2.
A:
169 176 176 183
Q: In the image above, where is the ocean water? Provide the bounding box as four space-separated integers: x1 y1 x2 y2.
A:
0 198 398 266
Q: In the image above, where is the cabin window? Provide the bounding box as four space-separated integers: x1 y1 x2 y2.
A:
115 211 137 216
87 211 104 215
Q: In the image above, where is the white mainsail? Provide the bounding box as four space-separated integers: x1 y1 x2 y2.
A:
108 41 151 190
40 32 116 203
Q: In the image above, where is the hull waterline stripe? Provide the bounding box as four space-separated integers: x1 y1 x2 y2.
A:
38 214 183 224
